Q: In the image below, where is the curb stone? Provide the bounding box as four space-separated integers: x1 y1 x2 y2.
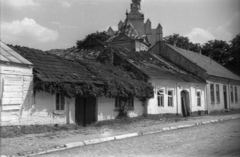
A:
99 136 115 142
64 141 85 148
84 138 102 145
2 116 240 157
162 127 170 131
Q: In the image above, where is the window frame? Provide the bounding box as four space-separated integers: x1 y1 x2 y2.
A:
157 89 164 107
196 91 201 106
216 84 220 104
210 84 215 104
167 90 174 107
115 97 134 110
55 93 65 111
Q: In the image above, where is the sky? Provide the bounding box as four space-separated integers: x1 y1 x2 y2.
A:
1 0 240 51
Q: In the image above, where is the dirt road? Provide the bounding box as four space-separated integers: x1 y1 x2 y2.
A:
39 119 240 157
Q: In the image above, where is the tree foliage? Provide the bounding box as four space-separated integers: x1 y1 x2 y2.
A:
201 40 230 65
163 33 201 53
163 33 240 75
76 31 111 49
226 34 240 75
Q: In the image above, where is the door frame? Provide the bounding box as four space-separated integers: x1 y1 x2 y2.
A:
223 85 228 109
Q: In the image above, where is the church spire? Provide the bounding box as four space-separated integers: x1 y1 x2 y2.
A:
131 0 141 12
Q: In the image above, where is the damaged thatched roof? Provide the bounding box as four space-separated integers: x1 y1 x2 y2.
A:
104 45 204 83
10 45 102 84
49 37 204 83
10 45 153 98
63 39 204 83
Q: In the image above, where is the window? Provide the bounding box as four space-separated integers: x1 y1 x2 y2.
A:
210 84 215 104
197 91 201 106
216 84 220 104
230 86 234 103
235 87 238 103
168 90 173 107
157 89 164 107
56 93 65 110
115 97 134 109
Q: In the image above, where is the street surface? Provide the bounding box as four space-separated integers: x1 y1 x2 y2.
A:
40 119 240 157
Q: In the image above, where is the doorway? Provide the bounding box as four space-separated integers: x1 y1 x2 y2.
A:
181 90 190 117
75 96 97 126
223 85 228 109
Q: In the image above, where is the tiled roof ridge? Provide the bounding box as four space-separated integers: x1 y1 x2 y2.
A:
164 42 240 81
163 42 207 73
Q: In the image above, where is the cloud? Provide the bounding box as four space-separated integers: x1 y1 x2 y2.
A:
185 28 215 44
2 0 39 9
60 1 71 8
1 18 59 44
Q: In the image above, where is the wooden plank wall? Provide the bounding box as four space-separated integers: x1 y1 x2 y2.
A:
0 63 33 125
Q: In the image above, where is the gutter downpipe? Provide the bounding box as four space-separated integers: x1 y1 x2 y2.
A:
228 79 231 110
176 81 178 116
205 82 208 114
189 83 192 115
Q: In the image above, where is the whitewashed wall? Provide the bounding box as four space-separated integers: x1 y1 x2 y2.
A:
147 79 206 115
97 97 144 121
28 92 75 125
230 85 240 109
1 91 76 126
207 78 240 113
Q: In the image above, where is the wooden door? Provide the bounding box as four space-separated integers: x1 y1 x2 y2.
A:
85 98 96 125
181 97 187 117
75 96 85 125
223 85 228 109
75 96 96 126
181 91 190 117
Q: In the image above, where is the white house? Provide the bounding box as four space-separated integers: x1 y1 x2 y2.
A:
149 41 240 113
78 36 208 117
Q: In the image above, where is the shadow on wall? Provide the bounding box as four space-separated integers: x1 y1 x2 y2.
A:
22 91 67 125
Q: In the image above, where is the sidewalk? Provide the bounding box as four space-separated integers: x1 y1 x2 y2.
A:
1 113 240 157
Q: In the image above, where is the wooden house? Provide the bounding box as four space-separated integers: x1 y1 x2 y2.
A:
0 41 33 125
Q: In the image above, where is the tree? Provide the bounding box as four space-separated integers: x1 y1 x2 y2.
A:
163 33 201 53
201 40 230 65
76 31 111 49
225 34 240 75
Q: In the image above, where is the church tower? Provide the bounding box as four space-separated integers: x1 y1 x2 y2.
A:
128 0 145 35
107 0 163 46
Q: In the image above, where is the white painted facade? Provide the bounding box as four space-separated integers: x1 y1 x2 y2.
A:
97 97 144 121
206 77 240 113
147 79 206 115
4 72 239 126
1 90 145 126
